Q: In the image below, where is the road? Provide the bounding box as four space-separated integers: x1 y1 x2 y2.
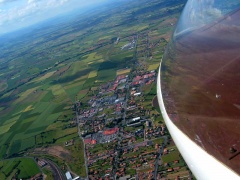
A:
153 136 168 180
45 159 66 180
76 110 89 179
122 34 139 126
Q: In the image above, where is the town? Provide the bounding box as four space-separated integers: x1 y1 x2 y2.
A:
0 0 193 179
73 65 193 179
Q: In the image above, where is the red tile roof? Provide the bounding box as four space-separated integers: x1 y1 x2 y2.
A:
91 140 97 145
84 138 92 144
104 127 119 135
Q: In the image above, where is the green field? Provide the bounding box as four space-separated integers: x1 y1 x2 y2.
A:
162 150 180 163
148 63 159 71
0 158 40 179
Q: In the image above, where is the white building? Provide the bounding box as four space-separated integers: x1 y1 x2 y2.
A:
65 171 72 180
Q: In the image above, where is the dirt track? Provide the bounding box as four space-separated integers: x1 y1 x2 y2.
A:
34 146 72 161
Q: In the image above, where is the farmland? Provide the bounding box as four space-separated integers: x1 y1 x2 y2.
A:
0 0 188 179
0 158 40 179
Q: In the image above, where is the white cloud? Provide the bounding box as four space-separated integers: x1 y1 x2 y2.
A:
27 0 36 3
0 0 74 33
0 0 109 34
0 0 18 3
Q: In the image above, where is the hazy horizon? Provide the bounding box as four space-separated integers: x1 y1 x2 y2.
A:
0 0 111 35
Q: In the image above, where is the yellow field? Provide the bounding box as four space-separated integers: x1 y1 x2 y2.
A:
64 80 85 90
49 85 66 96
137 25 149 31
88 70 98 78
33 71 56 82
149 30 160 36
22 105 34 112
65 74 88 85
56 63 65 68
64 106 72 110
117 68 131 75
15 86 40 104
88 59 104 65
1 90 13 98
98 35 111 41
3 115 20 126
147 63 159 71
83 52 102 63
91 86 98 91
0 121 17 135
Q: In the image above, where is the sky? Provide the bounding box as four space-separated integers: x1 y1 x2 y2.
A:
0 0 109 35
